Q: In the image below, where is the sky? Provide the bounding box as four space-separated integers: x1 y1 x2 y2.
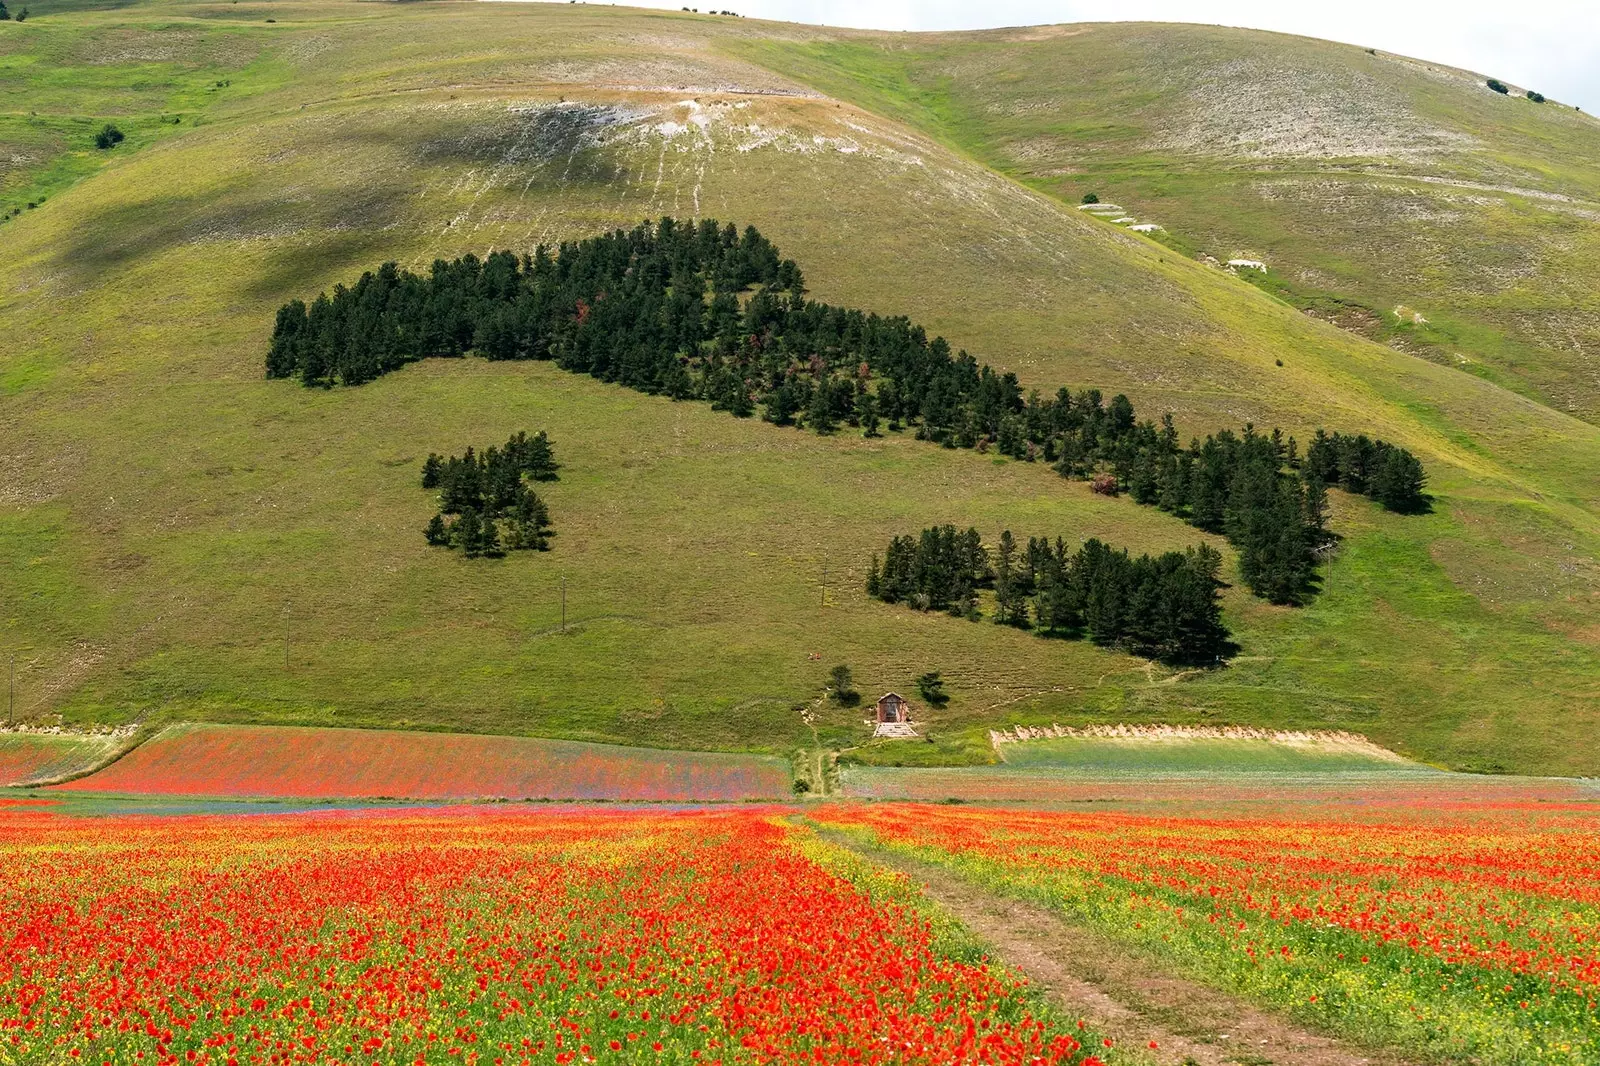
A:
554 0 1600 113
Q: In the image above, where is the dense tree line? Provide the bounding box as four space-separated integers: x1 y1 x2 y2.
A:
867 526 1230 664
421 431 557 556
267 218 1426 602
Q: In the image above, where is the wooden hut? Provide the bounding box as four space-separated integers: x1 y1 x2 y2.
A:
875 693 911 725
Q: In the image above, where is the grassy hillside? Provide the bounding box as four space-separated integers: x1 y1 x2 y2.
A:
740 23 1600 422
1 2 1596 773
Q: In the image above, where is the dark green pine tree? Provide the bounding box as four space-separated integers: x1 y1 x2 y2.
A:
865 555 882 598
525 431 560 481
1077 539 1127 646
806 377 836 434
858 392 882 438
1371 449 1427 513
421 454 443 489
1033 543 1080 634
993 531 1030 628
424 513 450 546
510 487 553 551
1303 473 1329 537
478 514 502 557
454 508 484 557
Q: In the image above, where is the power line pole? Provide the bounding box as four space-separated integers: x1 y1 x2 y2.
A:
1314 541 1338 595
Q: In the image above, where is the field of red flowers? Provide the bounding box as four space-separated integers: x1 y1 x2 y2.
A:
812 802 1600 1064
0 804 1103 1066
55 724 789 801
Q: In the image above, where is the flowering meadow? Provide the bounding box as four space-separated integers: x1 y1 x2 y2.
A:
54 726 788 802
812 802 1600 1064
0 804 1103 1066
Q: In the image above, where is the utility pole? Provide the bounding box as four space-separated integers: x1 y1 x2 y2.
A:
1314 541 1338 595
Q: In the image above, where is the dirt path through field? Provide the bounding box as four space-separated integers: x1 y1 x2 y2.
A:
834 838 1413 1066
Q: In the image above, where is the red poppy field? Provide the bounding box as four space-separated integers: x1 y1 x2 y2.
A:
54 725 788 802
812 801 1600 1064
6 795 1598 1066
0 805 1104 1066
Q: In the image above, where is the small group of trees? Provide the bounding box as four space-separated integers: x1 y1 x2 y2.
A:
268 217 1425 604
868 526 1231 664
1302 430 1427 514
0 2 29 20
866 525 989 616
421 431 557 556
94 124 123 150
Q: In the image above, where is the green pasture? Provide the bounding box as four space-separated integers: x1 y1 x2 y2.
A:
0 1 1595 773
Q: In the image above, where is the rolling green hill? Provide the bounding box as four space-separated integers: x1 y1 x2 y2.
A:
742 23 1600 422
1 1 1596 775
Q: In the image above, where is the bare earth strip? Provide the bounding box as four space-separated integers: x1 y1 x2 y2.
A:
841 839 1414 1066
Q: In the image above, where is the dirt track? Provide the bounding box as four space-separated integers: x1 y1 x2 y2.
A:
841 840 1415 1066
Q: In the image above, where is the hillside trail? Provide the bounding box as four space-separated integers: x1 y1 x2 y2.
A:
829 836 1415 1066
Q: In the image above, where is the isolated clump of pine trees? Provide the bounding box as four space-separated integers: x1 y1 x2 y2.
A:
267 217 1427 603
867 526 1230 665
422 431 557 557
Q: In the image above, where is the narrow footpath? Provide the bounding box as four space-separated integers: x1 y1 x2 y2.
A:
836 839 1415 1066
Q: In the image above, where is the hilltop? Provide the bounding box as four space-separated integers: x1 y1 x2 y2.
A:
0 1 1596 775
745 22 1600 422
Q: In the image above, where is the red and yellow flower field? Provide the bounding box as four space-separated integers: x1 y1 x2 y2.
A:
7 793 1597 1065
812 801 1600 1064
0 805 1100 1066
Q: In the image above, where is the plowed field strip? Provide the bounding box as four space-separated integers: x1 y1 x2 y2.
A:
829 834 1413 1066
